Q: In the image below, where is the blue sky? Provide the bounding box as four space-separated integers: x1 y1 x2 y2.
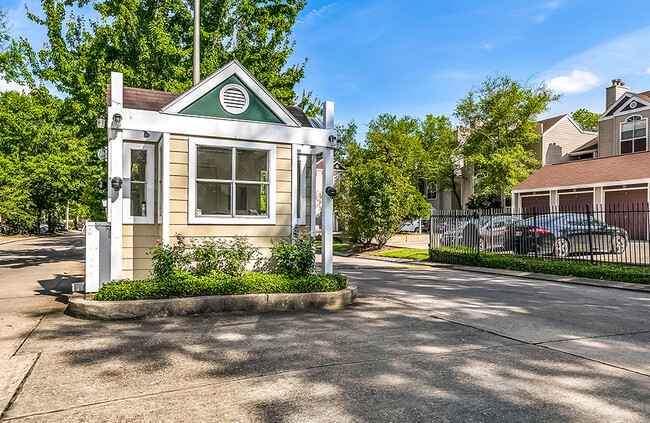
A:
3 0 650 135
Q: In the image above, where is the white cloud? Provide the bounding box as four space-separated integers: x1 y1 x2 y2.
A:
297 3 338 27
546 70 599 93
0 77 29 93
542 25 650 93
534 1 561 23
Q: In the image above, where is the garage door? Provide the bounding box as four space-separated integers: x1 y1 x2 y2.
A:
558 192 593 212
521 195 550 214
605 189 648 240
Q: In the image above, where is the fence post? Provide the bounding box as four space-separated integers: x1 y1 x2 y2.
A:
533 207 538 259
586 204 594 263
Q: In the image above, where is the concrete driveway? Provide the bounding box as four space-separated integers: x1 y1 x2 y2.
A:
1 235 649 422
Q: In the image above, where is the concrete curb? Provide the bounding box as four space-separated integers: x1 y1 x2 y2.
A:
352 254 650 293
65 285 358 320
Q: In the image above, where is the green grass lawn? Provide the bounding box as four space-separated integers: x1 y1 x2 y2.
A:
370 249 429 261
315 237 354 253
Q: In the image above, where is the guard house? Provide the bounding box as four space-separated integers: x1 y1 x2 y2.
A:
86 60 337 291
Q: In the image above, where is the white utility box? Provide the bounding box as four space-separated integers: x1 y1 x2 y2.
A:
85 222 111 293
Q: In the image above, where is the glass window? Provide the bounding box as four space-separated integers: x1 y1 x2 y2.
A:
130 150 147 217
195 145 269 218
621 116 647 153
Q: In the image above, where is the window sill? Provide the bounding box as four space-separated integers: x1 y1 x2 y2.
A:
187 215 277 225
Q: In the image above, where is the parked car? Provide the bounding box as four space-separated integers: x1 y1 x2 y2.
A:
503 213 628 257
440 215 522 250
401 219 430 233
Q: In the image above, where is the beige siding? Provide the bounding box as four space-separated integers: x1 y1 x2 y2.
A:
543 119 595 164
600 109 650 158
168 135 293 260
599 118 615 157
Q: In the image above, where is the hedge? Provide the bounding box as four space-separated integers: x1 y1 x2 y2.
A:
429 248 650 284
94 272 349 301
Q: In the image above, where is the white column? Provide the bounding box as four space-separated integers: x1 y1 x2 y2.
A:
291 144 298 227
310 154 317 236
321 147 334 274
109 72 124 281
162 132 171 244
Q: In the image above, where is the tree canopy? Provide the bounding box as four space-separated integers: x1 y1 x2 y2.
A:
571 108 600 132
454 75 560 196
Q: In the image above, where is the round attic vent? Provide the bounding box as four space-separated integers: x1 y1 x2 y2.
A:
630 101 638 109
219 84 249 115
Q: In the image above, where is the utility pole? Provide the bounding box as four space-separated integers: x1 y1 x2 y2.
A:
193 0 200 85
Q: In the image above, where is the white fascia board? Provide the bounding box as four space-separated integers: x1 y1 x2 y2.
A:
122 129 163 143
110 107 332 147
563 115 598 136
511 178 650 194
599 97 650 121
160 60 300 127
598 93 639 121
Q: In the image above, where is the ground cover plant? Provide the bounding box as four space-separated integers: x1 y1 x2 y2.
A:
94 233 348 301
373 247 650 284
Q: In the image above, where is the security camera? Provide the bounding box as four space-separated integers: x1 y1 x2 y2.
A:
111 177 123 192
325 186 337 198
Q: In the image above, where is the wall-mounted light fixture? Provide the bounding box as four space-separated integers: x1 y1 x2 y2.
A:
111 177 123 192
96 147 108 161
96 116 106 128
97 179 108 193
112 113 122 127
328 135 339 149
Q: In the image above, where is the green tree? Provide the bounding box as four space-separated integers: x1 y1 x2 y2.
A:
0 89 89 233
571 108 599 132
334 161 429 248
6 0 316 219
333 120 359 162
359 114 429 183
420 115 463 207
454 75 560 198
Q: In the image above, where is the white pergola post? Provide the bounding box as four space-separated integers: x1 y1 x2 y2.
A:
109 72 124 281
321 101 335 274
161 132 171 245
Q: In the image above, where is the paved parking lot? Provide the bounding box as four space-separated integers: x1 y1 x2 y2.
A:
1 234 648 422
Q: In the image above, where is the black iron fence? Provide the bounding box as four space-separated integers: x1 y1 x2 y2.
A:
429 204 650 266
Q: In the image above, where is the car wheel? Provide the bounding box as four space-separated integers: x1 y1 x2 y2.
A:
554 238 570 258
611 235 627 254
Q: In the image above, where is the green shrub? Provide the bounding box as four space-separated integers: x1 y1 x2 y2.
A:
271 229 316 276
149 235 191 281
191 236 259 276
93 272 349 301
428 248 650 284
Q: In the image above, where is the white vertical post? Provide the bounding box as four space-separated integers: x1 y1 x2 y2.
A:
109 72 124 281
65 200 70 230
193 0 200 85
291 144 298 227
310 154 317 236
321 101 335 274
321 147 334 274
162 133 171 244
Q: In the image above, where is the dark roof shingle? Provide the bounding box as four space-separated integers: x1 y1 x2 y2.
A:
537 114 567 133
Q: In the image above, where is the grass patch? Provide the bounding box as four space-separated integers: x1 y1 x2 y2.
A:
94 272 348 301
370 248 430 261
428 248 650 284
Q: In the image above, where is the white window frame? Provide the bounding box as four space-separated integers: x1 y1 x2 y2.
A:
296 155 308 225
620 115 648 154
188 137 276 225
157 140 163 222
123 143 155 224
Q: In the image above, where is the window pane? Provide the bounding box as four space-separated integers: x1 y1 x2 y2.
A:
197 147 231 180
131 150 147 182
236 184 267 216
634 128 645 138
621 140 633 154
634 120 646 130
634 138 646 152
196 182 231 216
236 149 268 181
131 182 146 216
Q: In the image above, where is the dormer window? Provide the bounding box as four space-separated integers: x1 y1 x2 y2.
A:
620 115 647 154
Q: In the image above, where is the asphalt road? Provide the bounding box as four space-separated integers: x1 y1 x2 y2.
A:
1 234 649 422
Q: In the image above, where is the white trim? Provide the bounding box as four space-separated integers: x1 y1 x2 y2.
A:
122 143 156 224
310 155 317 235
108 131 123 281
619 115 648 154
160 60 300 127
109 107 332 147
599 93 650 121
512 178 650 194
188 138 276 225
542 114 568 134
520 192 551 197
602 186 648 193
291 144 297 227
296 155 307 225
564 115 598 136
157 141 163 222
161 133 171 244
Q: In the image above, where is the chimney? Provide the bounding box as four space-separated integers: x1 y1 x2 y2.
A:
606 79 629 110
